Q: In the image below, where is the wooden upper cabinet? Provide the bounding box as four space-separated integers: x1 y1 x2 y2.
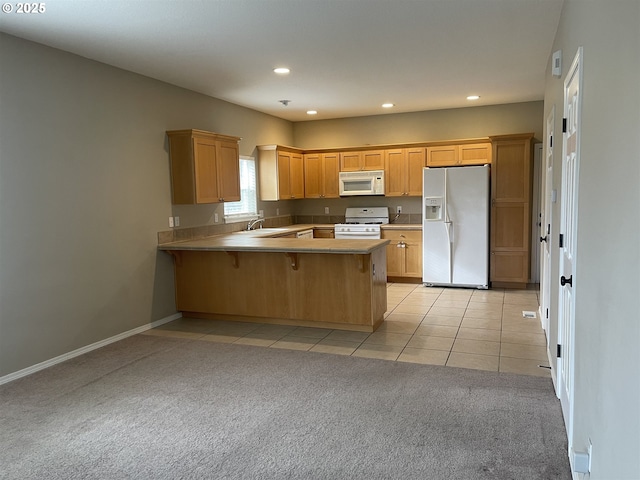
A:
489 133 534 287
426 145 458 167
258 145 305 200
459 143 492 165
426 142 492 167
340 150 384 171
304 152 339 199
289 152 305 199
167 129 240 204
385 147 426 197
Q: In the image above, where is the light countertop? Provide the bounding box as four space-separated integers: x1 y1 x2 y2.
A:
159 230 389 254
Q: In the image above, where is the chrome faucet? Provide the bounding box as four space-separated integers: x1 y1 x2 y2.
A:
247 218 265 230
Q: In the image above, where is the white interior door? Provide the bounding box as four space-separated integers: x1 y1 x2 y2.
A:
558 48 583 448
540 107 555 337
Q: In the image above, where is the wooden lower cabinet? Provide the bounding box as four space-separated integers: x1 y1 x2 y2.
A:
382 229 423 281
313 228 334 238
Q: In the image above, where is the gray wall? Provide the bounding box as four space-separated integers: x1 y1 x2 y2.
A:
543 1 640 478
293 101 544 148
0 34 293 376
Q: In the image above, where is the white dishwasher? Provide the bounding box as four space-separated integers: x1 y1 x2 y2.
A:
296 229 314 239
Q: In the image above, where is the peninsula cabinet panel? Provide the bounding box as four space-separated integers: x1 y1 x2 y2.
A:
304 152 339 199
385 148 426 197
258 145 305 200
489 133 534 287
167 129 241 204
172 249 387 331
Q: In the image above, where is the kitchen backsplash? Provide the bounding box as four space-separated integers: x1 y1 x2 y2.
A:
158 214 294 244
158 213 421 244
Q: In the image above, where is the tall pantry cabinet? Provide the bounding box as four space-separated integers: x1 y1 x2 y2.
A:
489 133 534 288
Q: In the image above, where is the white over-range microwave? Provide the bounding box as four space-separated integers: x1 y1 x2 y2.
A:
338 170 385 196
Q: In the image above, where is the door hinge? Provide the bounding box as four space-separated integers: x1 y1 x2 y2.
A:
557 344 562 358
559 233 564 248
562 118 567 133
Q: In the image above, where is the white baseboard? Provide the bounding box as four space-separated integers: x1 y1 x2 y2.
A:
0 312 182 386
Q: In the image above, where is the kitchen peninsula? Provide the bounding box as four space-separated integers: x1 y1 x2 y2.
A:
159 229 389 332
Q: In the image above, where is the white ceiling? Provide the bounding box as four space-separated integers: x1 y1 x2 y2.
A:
0 0 564 122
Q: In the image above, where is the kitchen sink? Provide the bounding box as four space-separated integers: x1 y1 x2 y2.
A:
233 228 290 236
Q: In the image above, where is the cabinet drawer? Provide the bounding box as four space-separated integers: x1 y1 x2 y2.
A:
382 230 422 242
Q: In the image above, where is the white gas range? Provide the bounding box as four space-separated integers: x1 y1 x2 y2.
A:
334 207 390 239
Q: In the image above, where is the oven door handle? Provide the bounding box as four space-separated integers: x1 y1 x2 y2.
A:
335 231 381 239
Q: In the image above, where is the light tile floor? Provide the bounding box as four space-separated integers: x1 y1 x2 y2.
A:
142 283 551 377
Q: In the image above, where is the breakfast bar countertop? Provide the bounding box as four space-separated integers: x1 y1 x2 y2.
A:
158 230 389 254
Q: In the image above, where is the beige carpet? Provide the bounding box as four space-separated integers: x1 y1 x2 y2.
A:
0 334 570 479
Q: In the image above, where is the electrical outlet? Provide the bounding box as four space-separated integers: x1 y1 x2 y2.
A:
276 208 280 216
259 210 264 218
214 213 219 223
324 207 330 214
174 216 180 227
396 206 402 214
169 217 174 228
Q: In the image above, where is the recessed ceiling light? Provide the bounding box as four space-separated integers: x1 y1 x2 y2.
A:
466 95 480 100
273 67 290 75
307 110 317 115
382 103 394 108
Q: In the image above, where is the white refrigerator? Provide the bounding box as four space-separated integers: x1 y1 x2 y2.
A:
422 165 489 289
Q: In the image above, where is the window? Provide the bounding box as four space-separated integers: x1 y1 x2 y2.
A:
224 156 258 221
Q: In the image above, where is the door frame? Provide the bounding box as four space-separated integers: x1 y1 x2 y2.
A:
541 107 554 339
557 47 583 452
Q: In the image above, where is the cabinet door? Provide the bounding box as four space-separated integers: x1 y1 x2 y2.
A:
340 152 362 171
218 140 241 202
426 145 458 167
277 151 292 199
289 153 305 199
385 242 404 277
406 148 426 196
362 150 384 170
304 153 322 198
322 153 340 198
193 136 220 203
385 149 406 197
459 143 492 165
490 136 532 285
403 232 424 277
